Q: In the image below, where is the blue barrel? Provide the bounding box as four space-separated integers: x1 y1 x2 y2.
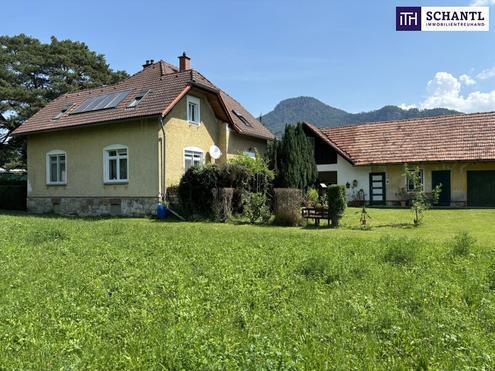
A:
156 203 167 220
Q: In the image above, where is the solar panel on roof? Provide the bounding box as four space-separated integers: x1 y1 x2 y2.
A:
72 90 131 114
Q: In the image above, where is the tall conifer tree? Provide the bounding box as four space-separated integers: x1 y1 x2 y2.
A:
271 123 317 189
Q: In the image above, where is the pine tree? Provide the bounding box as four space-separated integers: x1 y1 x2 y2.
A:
0 34 129 168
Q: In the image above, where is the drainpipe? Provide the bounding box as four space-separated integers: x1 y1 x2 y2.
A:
159 116 166 197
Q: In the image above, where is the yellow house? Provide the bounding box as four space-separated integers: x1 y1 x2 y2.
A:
303 113 495 207
12 54 274 216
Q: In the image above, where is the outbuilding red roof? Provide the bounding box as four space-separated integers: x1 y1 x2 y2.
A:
12 60 274 140
304 111 495 165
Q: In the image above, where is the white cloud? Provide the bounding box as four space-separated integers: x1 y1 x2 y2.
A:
418 72 495 113
476 67 495 80
398 103 417 110
470 0 495 5
459 74 476 86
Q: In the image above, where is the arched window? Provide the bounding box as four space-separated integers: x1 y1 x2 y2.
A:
46 150 67 185
103 144 129 183
184 146 204 171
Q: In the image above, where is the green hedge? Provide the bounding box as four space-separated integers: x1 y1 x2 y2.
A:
0 174 27 210
0 173 27 185
0 184 27 210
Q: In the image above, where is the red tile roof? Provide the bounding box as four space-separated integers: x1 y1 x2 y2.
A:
304 112 495 165
12 60 274 140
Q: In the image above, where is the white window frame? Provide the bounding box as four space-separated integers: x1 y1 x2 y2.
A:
46 150 67 185
186 95 201 125
183 146 204 171
406 168 424 192
103 144 129 184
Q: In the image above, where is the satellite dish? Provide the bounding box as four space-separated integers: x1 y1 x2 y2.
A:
209 145 222 160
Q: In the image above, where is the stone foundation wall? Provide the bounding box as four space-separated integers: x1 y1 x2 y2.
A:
27 197 157 217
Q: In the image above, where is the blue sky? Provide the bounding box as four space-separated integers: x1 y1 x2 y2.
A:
3 0 495 115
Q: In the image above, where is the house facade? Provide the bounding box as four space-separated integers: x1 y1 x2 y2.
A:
12 54 273 216
303 113 495 207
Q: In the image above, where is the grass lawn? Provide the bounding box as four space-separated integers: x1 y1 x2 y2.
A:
1 208 495 369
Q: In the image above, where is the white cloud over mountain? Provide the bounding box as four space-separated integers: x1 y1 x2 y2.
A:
401 69 495 113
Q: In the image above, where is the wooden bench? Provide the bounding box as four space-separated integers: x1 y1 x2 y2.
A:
301 207 330 226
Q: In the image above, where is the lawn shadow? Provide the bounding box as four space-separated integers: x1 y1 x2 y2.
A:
373 223 415 229
302 223 333 230
0 210 167 223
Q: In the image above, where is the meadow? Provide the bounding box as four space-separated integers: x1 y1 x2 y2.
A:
0 208 494 369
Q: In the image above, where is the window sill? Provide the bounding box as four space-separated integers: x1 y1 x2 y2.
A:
188 121 200 126
104 181 129 185
46 183 67 186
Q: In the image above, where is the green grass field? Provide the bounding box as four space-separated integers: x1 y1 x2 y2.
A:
1 208 495 369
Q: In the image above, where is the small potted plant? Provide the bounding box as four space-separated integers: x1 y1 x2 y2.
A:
396 187 409 207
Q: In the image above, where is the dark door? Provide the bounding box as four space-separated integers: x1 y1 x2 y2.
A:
467 171 495 207
369 172 386 205
432 170 451 206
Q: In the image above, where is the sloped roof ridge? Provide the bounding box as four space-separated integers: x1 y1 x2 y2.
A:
319 110 495 131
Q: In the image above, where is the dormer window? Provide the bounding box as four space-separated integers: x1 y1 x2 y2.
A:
127 89 149 108
232 110 253 127
52 103 75 120
187 95 200 125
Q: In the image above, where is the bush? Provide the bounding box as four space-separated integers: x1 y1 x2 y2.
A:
178 165 220 217
305 187 319 207
382 236 419 266
450 231 476 256
212 188 234 222
178 155 274 219
165 185 180 208
225 154 274 195
0 174 27 211
0 185 26 210
219 163 253 213
242 192 271 224
327 185 347 228
273 188 303 226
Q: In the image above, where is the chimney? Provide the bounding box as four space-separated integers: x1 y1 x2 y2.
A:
142 59 154 69
178 52 191 71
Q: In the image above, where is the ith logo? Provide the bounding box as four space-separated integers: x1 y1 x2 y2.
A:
396 7 422 31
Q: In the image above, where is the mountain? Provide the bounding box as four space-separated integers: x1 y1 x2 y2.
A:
260 96 461 135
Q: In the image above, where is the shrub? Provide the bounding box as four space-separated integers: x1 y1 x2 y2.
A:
242 192 271 224
403 164 441 225
382 236 419 266
165 185 180 209
305 187 319 207
226 154 274 195
178 165 220 217
178 155 274 220
327 185 347 228
273 188 303 226
0 173 27 210
212 188 234 222
450 231 476 256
